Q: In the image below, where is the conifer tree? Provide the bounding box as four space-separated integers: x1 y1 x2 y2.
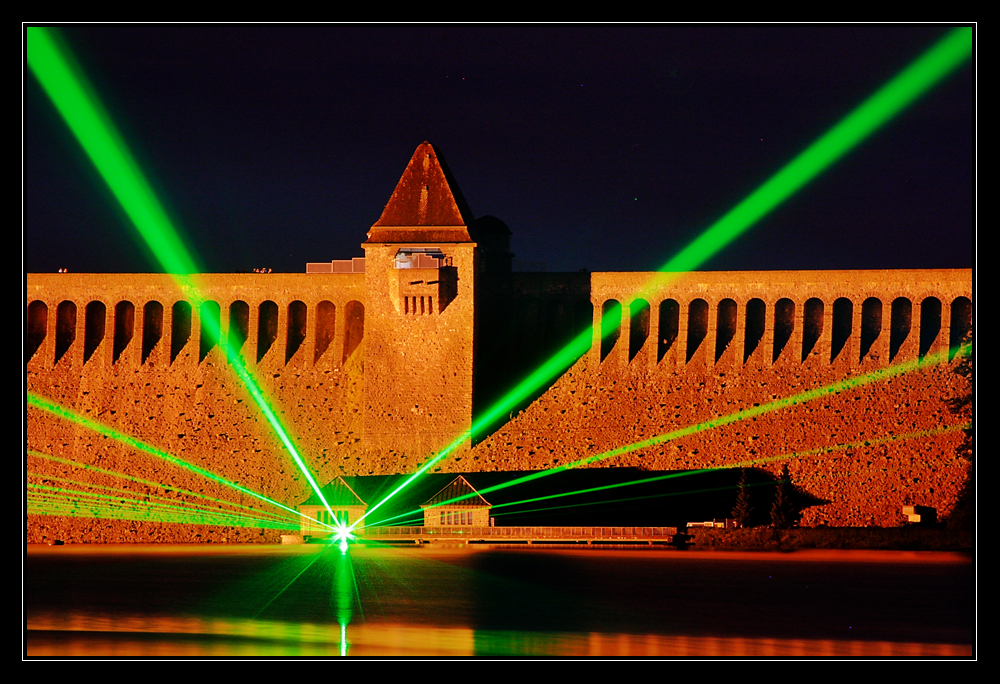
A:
732 468 753 528
770 463 799 529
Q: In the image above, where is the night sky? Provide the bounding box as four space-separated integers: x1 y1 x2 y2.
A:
24 25 974 275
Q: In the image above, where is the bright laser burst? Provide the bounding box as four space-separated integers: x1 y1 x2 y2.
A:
26 393 333 531
333 523 356 550
353 27 972 529
26 26 335 521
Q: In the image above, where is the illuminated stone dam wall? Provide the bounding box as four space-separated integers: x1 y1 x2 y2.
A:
25 268 972 541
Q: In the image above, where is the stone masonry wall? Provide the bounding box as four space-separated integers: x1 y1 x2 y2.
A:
464 269 973 527
25 268 972 541
26 273 368 543
360 242 477 469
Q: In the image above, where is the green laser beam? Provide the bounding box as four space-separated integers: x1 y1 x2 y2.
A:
468 347 966 502
361 421 968 527
488 444 963 521
372 446 951 524
27 25 971 532
253 545 333 619
334 545 358 627
25 27 197 275
25 479 290 527
26 392 333 531
655 27 973 278
480 423 969 515
357 344 967 528
28 449 300 524
27 494 293 530
485 479 792 522
353 27 973 529
27 469 295 527
27 484 300 529
26 25 335 520
27 499 298 529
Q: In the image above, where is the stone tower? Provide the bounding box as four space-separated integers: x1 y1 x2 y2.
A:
361 142 478 468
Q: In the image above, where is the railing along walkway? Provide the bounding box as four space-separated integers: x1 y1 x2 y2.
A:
356 525 683 544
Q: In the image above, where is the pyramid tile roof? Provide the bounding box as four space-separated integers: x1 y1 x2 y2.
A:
366 142 475 243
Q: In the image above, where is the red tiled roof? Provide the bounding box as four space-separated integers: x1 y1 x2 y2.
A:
367 142 474 243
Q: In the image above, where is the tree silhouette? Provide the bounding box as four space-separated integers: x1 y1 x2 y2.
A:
732 468 753 528
770 463 800 529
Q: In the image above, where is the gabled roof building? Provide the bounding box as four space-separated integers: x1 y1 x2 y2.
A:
298 476 367 538
421 476 492 527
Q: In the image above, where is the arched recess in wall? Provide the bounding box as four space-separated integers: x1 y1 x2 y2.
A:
27 301 47 363
629 299 650 362
657 299 679 363
831 298 853 362
84 301 106 364
286 300 307 364
257 301 278 363
949 296 972 360
113 301 135 365
55 301 76 365
600 299 622 362
343 300 364 364
314 301 336 363
889 297 911 363
171 301 192 365
860 298 883 362
802 298 823 362
919 297 941 359
199 301 221 363
142 301 163 365
228 301 249 358
686 299 708 363
773 298 794 363
744 298 765 364
716 299 737 363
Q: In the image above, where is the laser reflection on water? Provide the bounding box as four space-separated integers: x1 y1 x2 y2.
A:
24 545 973 657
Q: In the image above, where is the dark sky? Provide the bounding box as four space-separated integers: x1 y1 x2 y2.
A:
24 25 974 275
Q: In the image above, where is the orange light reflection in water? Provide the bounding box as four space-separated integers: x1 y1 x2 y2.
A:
25 611 970 657
25 545 972 657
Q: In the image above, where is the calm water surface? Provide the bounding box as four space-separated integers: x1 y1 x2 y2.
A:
25 544 974 657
